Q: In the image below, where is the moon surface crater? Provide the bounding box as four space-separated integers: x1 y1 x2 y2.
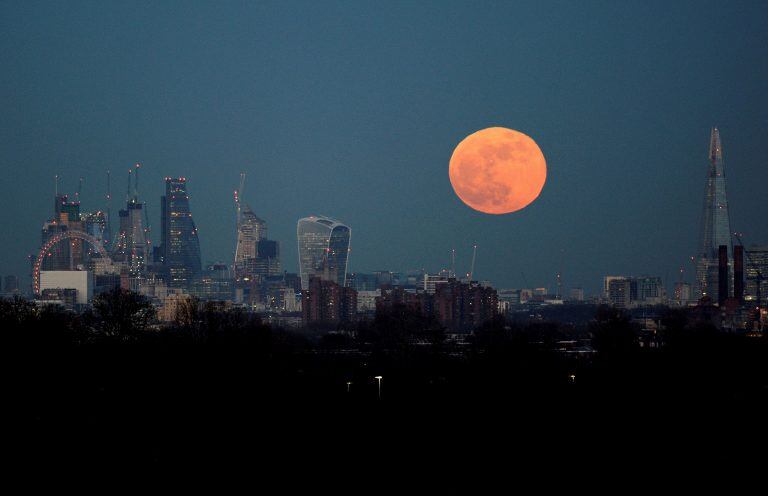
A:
449 127 546 214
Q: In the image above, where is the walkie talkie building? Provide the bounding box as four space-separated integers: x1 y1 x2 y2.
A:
297 216 351 290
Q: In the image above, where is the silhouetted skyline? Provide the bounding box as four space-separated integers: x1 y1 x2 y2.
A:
2 1 767 294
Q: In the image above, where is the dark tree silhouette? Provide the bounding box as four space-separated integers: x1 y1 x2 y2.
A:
590 305 637 354
93 288 155 338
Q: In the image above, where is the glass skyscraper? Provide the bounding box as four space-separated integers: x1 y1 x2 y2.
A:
297 216 351 290
695 128 733 302
234 204 267 281
161 177 202 288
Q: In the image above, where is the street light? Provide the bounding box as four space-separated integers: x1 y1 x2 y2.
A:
346 381 352 393
374 376 383 400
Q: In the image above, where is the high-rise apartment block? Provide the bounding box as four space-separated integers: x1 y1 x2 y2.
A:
301 276 357 324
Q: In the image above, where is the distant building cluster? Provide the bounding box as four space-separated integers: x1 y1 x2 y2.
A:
17 169 501 331
4 127 764 332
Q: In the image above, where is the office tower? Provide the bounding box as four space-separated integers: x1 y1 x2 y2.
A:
234 205 267 280
744 246 767 307
674 282 692 306
635 276 666 305
696 128 733 302
112 202 147 273
190 263 233 301
255 239 281 277
734 245 744 303
604 275 665 307
718 245 729 306
297 216 351 290
161 177 202 288
83 211 108 244
606 277 632 308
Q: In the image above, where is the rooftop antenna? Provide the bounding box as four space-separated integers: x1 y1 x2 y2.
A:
468 243 477 282
126 168 133 203
134 163 141 202
76 177 83 203
143 202 152 248
450 248 456 278
105 169 112 246
556 248 564 299
236 171 246 225
55 174 59 197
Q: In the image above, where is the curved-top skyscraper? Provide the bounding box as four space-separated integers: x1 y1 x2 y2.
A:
297 216 351 290
695 127 732 301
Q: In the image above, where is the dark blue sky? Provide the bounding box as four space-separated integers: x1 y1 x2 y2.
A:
1 0 766 294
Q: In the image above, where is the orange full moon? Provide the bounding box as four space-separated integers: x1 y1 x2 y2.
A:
449 127 547 214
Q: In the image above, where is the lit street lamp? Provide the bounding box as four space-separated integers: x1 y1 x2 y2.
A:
374 376 383 400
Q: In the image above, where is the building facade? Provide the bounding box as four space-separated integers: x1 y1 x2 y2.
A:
39 270 93 305
234 204 267 281
695 128 733 303
744 246 767 308
160 177 202 288
297 216 350 290
301 276 357 325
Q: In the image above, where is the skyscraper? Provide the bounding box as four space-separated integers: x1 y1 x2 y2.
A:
695 128 733 302
112 201 147 273
234 204 267 280
161 177 202 288
744 246 767 308
297 216 351 290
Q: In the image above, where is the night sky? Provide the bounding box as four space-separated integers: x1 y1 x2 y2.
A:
1 1 766 294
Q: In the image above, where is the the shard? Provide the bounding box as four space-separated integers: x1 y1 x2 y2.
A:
695 127 732 302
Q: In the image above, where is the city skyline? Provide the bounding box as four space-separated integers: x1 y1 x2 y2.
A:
8 125 765 298
3 1 768 469
1 2 768 295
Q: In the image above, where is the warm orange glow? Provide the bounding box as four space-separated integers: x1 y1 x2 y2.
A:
449 127 546 214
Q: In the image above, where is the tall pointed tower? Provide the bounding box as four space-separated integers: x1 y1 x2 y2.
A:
695 127 733 301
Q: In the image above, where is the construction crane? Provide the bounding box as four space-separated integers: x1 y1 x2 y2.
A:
133 163 141 202
126 168 133 203
235 172 246 226
76 177 83 203
143 202 152 248
733 232 763 323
